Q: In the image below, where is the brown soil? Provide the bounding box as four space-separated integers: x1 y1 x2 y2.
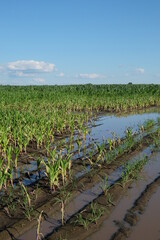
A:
111 177 160 240
0 128 158 240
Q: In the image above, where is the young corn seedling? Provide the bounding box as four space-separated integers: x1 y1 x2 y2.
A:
89 202 105 224
120 156 147 188
76 137 82 155
0 160 8 190
106 193 115 206
23 137 29 153
101 175 110 196
14 146 20 169
107 138 114 151
36 157 43 177
125 127 133 140
49 147 57 162
19 183 33 221
7 165 14 187
43 159 60 192
55 191 71 225
3 186 17 216
2 133 9 158
87 128 92 140
143 119 155 130
82 126 86 141
74 213 89 230
6 145 12 168
95 143 106 162
59 156 69 186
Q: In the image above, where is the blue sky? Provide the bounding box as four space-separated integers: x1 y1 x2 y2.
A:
0 0 160 85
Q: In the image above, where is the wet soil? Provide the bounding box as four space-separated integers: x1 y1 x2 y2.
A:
46 151 160 240
0 108 159 240
129 187 160 240
111 176 160 240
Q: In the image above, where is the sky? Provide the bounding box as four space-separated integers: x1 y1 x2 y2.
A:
0 0 160 85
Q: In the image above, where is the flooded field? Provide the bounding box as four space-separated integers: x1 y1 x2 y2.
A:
0 105 160 240
0 85 160 240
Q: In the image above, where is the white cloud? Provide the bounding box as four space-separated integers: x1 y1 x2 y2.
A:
136 68 145 74
7 60 55 77
56 72 65 77
8 60 54 72
79 73 105 79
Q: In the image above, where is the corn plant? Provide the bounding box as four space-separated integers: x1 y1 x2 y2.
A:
89 202 105 224
19 183 33 221
74 213 89 230
101 175 110 195
43 158 60 192
55 191 71 225
14 146 20 169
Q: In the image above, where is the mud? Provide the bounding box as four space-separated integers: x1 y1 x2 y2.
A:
0 108 159 240
47 151 160 240
111 177 160 240
129 187 160 240
87 153 160 240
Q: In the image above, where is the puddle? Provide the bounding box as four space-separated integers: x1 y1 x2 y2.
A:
86 152 160 240
11 108 160 187
1 108 160 239
129 186 160 240
18 147 154 240
91 108 160 144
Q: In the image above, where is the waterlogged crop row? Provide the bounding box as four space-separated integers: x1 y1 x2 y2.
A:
0 117 159 195
0 85 159 225
0 85 159 156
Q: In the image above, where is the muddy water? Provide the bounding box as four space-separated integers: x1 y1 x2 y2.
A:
129 187 160 240
86 152 160 240
92 108 160 143
2 108 160 239
18 147 154 240
12 107 160 187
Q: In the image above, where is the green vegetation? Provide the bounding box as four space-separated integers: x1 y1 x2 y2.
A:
0 84 159 237
74 202 104 229
120 156 148 187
